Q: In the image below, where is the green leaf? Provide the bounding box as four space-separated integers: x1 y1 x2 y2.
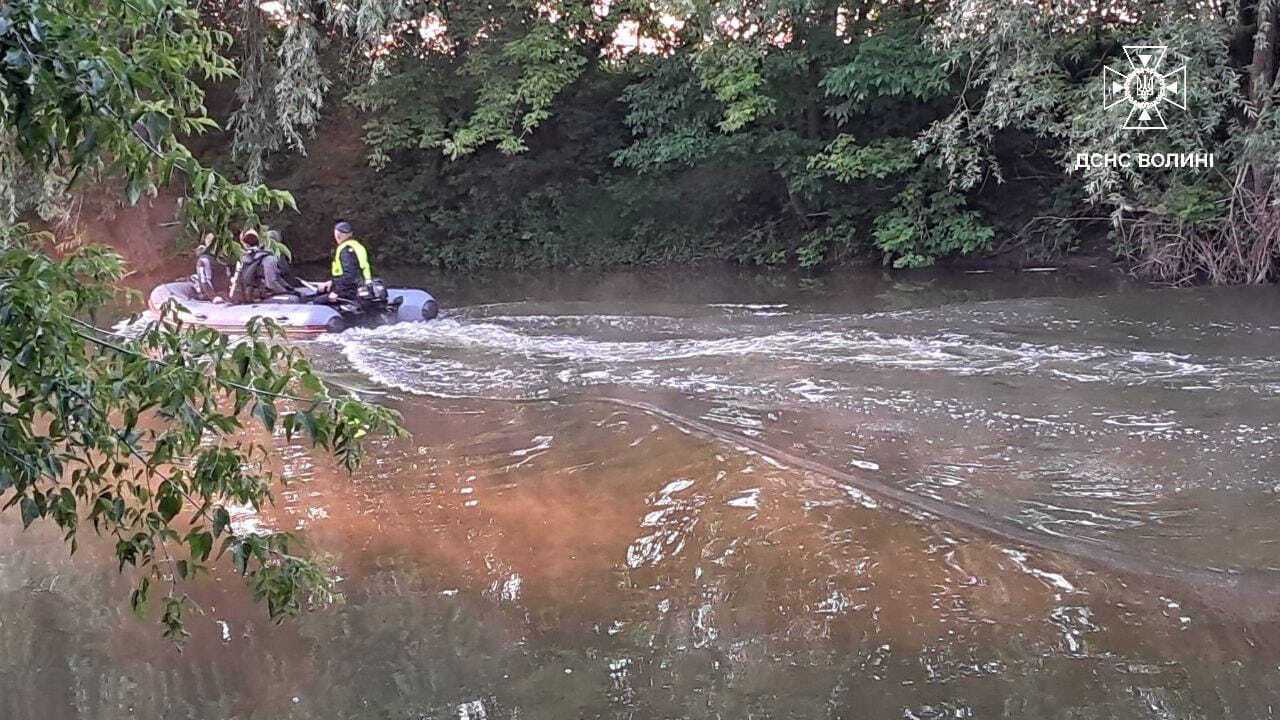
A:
158 491 181 523
130 577 151 618
212 507 231 537
189 531 213 561
19 496 40 528
253 400 277 431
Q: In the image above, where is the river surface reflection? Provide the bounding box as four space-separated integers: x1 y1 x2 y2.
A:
6 266 1280 718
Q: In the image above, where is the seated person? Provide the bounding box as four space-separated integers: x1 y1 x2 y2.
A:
326 221 372 303
265 230 313 297
191 234 230 301
229 229 294 304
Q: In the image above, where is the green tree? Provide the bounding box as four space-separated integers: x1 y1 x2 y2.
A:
327 0 1004 269
1 0 401 637
923 0 1271 283
188 0 1277 277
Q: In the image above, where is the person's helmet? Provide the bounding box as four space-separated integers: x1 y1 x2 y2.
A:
334 221 353 235
239 228 260 246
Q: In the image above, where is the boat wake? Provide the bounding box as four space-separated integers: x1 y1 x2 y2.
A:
312 297 1280 620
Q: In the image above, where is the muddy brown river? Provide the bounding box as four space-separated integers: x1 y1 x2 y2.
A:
6 266 1280 718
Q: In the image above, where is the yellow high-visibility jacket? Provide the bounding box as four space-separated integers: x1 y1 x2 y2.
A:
331 238 372 296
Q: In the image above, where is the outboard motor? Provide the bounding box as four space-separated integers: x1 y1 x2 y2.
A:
351 279 403 321
328 279 431 329
357 279 389 305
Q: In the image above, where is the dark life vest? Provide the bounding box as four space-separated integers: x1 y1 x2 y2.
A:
231 248 272 303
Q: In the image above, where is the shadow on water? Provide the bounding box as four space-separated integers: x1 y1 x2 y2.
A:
8 265 1280 718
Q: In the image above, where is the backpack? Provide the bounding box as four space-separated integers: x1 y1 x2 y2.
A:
231 248 271 303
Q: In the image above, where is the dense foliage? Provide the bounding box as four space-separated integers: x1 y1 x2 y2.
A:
204 0 1276 281
254 0 1012 270
14 0 1280 278
0 229 402 637
925 1 1271 283
1 0 400 636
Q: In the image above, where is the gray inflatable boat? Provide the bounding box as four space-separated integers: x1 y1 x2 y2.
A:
147 280 439 337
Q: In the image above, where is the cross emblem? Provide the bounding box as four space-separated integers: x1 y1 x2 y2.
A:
1102 46 1188 131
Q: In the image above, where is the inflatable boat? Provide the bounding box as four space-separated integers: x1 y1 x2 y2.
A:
147 280 439 337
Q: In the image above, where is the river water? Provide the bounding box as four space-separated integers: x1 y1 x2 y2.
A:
6 266 1280 718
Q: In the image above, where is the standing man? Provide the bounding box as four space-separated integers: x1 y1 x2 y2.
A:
328 220 372 302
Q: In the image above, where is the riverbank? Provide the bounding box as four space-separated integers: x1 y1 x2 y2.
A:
100 205 1128 299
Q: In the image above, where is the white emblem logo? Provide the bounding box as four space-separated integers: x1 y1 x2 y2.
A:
1102 45 1187 131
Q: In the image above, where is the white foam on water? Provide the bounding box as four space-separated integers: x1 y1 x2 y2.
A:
307 301 1280 567
511 435 554 457
727 488 760 508
841 485 879 510
1003 549 1076 593
325 312 1280 405
499 573 522 603
225 501 271 536
457 700 487 720
708 303 789 309
659 479 695 495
